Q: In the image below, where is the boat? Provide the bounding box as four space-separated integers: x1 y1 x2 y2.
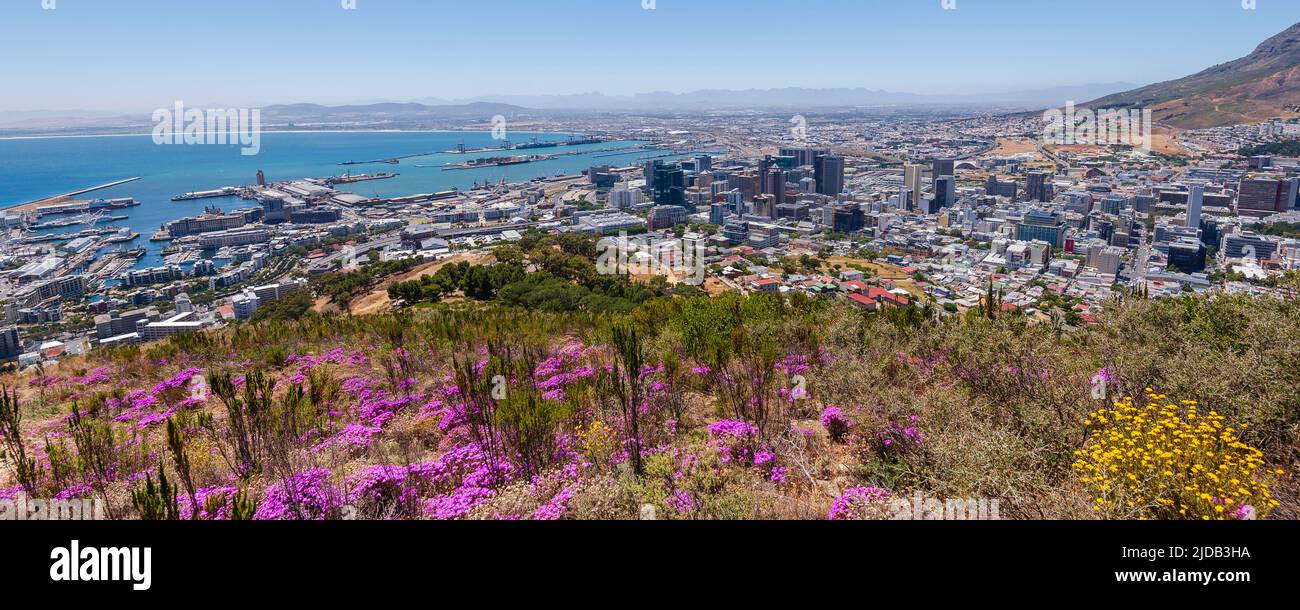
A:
172 186 240 201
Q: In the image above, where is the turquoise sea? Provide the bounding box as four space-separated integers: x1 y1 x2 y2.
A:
0 131 659 270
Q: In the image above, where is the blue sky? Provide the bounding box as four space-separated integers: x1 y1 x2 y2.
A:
2 0 1298 111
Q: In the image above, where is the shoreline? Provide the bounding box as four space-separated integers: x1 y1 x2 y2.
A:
0 128 582 142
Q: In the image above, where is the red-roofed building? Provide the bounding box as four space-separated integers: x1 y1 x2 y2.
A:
840 280 868 293
750 278 781 294
847 288 910 310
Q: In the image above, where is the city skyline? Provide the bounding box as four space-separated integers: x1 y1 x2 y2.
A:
2 0 1298 112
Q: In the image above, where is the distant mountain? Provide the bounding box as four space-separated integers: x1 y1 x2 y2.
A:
0 102 535 135
1084 23 1300 129
257 102 532 124
418 83 1138 111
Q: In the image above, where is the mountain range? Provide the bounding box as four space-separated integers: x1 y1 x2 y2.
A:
0 85 1135 132
1085 22 1300 129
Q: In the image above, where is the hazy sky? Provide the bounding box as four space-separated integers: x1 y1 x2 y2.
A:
2 0 1298 111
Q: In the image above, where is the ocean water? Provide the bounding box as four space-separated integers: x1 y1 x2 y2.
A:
0 131 659 270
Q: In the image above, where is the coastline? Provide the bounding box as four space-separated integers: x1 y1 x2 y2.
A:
0 128 582 142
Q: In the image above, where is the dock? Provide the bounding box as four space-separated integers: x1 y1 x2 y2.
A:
173 186 242 201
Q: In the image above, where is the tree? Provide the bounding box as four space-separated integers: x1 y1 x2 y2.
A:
0 388 39 495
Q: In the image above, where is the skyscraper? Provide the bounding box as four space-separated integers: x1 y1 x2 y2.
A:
652 162 686 208
934 176 956 210
0 326 21 361
932 158 955 180
985 175 1018 199
1186 184 1204 229
779 146 829 168
765 168 787 205
904 164 925 211
815 154 845 197
1026 171 1053 202
1237 178 1288 217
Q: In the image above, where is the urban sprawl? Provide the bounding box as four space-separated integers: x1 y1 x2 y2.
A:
4 111 1300 369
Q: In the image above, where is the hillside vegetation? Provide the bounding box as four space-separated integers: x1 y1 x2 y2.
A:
1 278 1295 520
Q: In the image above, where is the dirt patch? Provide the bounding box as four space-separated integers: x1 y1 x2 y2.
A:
339 253 495 316
991 137 1039 156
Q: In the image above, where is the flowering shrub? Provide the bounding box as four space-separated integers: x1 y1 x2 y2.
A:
254 468 344 520
828 486 891 521
821 406 853 443
876 415 924 456
1073 391 1283 520
707 420 759 464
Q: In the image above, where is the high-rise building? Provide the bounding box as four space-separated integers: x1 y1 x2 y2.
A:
709 202 729 225
934 176 956 210
752 194 777 219
815 154 845 196
904 164 925 210
1026 171 1053 202
932 158 955 180
832 204 864 233
779 146 828 168
756 156 774 194
0 326 21 361
652 162 686 208
985 175 1018 199
1168 239 1207 273
1186 184 1204 229
1017 210 1067 248
1237 178 1287 217
765 168 787 205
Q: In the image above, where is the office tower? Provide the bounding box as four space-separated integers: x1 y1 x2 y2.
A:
1017 210 1067 248
932 158 955 180
814 154 845 196
1026 171 1053 202
752 194 777 219
694 155 712 172
1186 184 1204 229
934 176 956 210
608 182 643 208
1236 178 1291 217
588 165 616 189
985 175 1018 199
757 156 774 194
710 202 728 225
779 146 828 168
642 161 658 190
904 164 925 210
832 204 865 233
652 162 687 208
765 168 787 205
0 326 20 361
1168 240 1207 273
1223 232 1279 260
1100 195 1127 215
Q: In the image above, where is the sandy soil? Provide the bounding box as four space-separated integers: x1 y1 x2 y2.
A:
335 253 495 316
991 137 1040 156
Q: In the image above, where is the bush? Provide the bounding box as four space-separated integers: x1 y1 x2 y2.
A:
1073 391 1283 520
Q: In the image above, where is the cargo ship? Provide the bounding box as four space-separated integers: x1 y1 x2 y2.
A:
443 154 554 170
173 187 241 201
